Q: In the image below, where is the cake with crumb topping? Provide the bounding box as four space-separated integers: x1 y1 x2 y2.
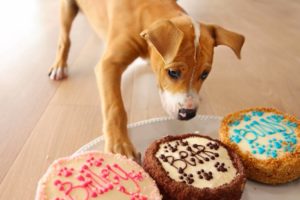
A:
219 107 300 184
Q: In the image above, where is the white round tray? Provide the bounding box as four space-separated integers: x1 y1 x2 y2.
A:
75 115 299 200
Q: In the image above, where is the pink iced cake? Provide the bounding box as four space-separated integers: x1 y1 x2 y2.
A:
36 151 161 200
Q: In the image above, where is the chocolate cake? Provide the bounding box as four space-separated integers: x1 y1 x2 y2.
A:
219 107 300 184
143 134 246 200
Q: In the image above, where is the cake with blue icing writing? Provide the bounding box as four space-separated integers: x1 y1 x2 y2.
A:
143 134 246 200
219 107 300 184
35 151 162 200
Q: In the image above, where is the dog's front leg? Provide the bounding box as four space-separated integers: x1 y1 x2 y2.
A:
49 0 78 80
94 44 138 159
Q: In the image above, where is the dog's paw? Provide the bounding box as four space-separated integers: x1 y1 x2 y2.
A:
48 66 68 80
105 137 139 162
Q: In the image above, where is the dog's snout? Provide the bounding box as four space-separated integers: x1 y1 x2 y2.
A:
178 108 197 120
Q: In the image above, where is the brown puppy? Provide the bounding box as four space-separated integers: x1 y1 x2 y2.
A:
49 0 245 159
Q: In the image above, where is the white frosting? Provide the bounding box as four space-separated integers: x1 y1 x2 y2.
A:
228 111 298 160
156 137 237 188
36 152 161 200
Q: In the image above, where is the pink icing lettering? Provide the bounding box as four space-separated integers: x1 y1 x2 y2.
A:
82 165 89 170
95 161 102 167
54 180 61 186
77 175 85 181
53 156 148 200
58 167 74 178
91 191 97 198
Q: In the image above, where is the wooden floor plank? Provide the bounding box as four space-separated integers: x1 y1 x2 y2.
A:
0 105 102 199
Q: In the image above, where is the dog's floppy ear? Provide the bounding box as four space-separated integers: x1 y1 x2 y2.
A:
207 24 245 59
140 20 184 64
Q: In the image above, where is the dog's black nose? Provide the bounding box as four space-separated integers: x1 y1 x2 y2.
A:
178 108 197 120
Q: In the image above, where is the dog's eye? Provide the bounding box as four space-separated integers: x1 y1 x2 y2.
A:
200 71 209 80
167 69 181 80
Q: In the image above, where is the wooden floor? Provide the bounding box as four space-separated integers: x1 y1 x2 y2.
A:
0 0 300 199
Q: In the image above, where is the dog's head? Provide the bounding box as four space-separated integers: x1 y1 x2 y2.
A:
140 16 245 120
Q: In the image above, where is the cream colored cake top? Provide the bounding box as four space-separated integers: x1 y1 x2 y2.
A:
36 152 161 200
156 136 237 188
228 111 298 159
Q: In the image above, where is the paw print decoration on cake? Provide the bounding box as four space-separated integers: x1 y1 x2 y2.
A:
220 108 300 184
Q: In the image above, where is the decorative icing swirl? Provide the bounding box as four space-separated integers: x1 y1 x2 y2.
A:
229 111 298 159
156 137 237 188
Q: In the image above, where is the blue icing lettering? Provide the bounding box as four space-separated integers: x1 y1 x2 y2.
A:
257 147 265 154
286 121 298 128
267 114 284 123
248 120 275 136
265 117 295 134
240 129 257 144
230 135 242 143
245 122 265 136
259 118 289 134
271 151 278 158
274 141 281 149
282 132 292 137
234 129 241 134
290 138 297 144
243 115 251 121
230 120 240 126
230 111 298 158
252 111 264 117
233 129 257 144
266 149 272 156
